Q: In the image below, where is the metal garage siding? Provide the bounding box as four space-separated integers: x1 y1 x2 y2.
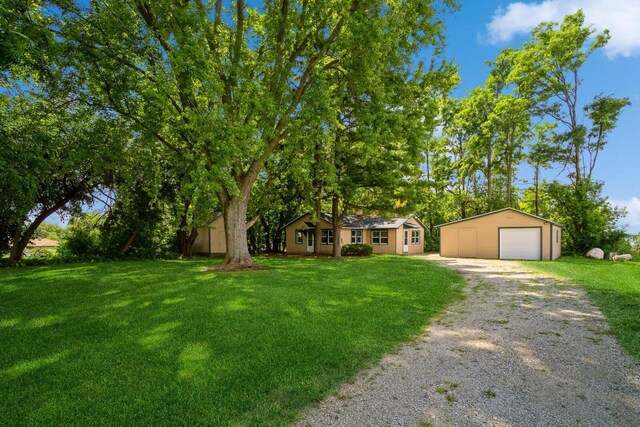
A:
499 228 542 260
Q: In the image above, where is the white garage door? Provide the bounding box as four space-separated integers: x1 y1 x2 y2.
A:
499 228 541 260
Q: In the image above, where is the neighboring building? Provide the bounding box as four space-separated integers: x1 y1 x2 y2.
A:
437 207 562 261
26 239 59 249
192 213 227 255
284 213 426 255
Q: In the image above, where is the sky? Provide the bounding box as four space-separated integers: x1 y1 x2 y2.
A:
438 0 640 232
50 0 640 233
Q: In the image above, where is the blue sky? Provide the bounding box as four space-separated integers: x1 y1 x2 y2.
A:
50 1 640 233
440 0 640 232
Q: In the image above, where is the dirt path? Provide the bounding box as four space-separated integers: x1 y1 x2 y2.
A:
298 256 640 426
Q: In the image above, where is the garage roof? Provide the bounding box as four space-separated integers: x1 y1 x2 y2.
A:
436 207 563 228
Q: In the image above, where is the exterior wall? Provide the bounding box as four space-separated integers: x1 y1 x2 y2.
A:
551 225 562 260
285 214 426 255
440 210 556 260
192 217 227 255
405 217 425 254
192 227 210 254
284 213 334 255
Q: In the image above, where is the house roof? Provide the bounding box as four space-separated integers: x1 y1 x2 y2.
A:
284 212 427 230
436 207 563 228
27 238 59 248
208 212 223 225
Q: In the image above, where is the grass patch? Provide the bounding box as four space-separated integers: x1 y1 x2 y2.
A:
0 255 463 425
524 256 640 361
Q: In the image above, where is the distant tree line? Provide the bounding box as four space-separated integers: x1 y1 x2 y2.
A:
0 3 631 267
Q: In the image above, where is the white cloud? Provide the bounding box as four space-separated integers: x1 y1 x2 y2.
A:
612 196 640 232
485 0 640 58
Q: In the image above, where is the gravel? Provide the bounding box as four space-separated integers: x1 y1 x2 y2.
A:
297 256 640 426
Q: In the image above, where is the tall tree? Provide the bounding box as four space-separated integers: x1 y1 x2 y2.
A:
508 10 630 252
39 0 456 269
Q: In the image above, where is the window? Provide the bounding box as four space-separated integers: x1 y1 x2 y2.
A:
411 230 420 244
556 229 559 243
351 229 363 244
321 229 334 245
372 230 388 245
295 230 303 245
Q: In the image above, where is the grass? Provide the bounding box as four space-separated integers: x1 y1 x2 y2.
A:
524 256 640 361
0 255 463 426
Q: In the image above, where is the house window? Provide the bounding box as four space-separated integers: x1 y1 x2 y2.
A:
295 230 303 245
411 230 420 244
372 230 388 245
321 229 334 245
351 229 363 244
556 229 559 243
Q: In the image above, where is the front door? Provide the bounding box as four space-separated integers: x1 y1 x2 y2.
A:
306 232 314 253
403 230 409 253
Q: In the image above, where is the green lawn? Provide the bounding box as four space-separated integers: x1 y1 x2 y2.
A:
0 256 463 426
524 256 640 361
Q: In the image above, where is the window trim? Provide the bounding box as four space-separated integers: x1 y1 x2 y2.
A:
372 229 389 245
351 229 363 244
411 230 420 245
556 229 559 243
321 229 334 245
295 229 303 245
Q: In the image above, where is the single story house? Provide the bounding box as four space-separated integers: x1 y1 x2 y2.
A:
192 213 227 255
437 207 562 261
284 213 426 255
27 238 60 249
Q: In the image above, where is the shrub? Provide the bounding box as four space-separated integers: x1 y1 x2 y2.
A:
341 243 373 256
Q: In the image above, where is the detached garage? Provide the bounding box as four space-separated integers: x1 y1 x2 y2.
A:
437 208 562 261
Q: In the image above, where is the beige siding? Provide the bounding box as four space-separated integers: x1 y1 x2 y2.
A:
192 227 210 254
406 217 425 254
284 214 426 255
284 214 334 255
440 210 557 260
551 225 562 260
192 216 227 255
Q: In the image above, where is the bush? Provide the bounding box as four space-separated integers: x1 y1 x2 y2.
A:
341 244 373 256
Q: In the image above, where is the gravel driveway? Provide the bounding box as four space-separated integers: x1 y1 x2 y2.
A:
298 255 640 426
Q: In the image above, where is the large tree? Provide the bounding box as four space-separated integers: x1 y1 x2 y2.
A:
34 0 456 269
507 10 630 252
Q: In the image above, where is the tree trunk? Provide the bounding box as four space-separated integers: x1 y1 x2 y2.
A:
486 146 493 211
216 194 260 270
260 216 272 253
8 198 72 263
331 195 342 257
120 231 138 256
506 157 513 208
177 228 198 258
272 212 285 253
534 165 540 216
313 196 322 254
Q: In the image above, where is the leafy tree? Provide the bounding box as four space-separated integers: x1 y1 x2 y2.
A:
58 212 104 259
32 222 64 241
507 10 630 252
0 90 125 262
37 0 457 269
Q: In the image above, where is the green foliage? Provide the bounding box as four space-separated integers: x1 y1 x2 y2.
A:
0 256 463 425
32 222 63 241
545 180 626 254
57 212 104 260
341 244 373 256
526 257 640 361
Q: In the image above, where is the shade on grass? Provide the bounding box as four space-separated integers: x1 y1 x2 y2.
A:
0 255 463 425
524 257 640 362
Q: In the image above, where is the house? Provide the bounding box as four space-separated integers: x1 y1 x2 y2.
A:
27 238 60 249
192 213 227 255
284 213 426 255
437 207 562 261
